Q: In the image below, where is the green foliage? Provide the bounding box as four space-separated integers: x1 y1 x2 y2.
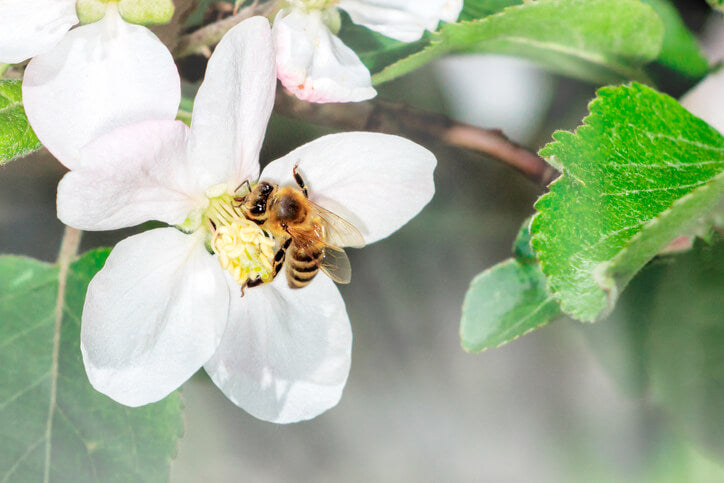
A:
532 83 724 322
0 80 42 165
707 0 724 12
0 250 183 482
641 0 709 78
459 0 523 21
460 219 561 352
372 0 665 85
588 238 724 462
647 239 724 460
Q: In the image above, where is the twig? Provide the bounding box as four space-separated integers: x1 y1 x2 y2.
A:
273 87 553 185
174 0 277 58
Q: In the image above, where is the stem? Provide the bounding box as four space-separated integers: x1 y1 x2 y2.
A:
44 226 82 483
273 87 554 185
174 0 277 58
0 64 10 77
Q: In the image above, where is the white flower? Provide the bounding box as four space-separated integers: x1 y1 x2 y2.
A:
0 1 180 169
56 17 437 423
273 0 463 103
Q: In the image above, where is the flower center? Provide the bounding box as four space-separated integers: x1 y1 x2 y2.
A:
203 186 276 288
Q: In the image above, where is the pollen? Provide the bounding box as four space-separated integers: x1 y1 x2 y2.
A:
212 220 276 286
203 189 277 288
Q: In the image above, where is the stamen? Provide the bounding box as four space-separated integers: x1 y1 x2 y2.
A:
202 190 277 288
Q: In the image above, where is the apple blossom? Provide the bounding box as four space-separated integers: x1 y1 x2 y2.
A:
56 17 436 423
273 0 463 103
0 1 180 169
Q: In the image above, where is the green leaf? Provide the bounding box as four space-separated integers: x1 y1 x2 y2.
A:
707 0 724 13
459 0 523 21
460 259 561 352
532 83 724 322
460 218 562 352
589 238 724 461
646 239 724 460
641 0 709 78
372 0 665 85
0 80 42 165
0 250 183 482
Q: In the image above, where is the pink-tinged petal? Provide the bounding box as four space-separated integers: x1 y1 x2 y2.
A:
57 120 205 231
681 70 724 135
0 0 77 63
260 132 436 244
338 0 463 42
82 228 230 407
23 8 180 170
205 274 352 424
187 16 275 192
273 9 376 103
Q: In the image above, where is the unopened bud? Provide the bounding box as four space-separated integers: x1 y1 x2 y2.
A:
118 0 175 25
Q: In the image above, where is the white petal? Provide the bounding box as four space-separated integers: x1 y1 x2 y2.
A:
681 70 724 135
82 228 230 407
0 0 77 63
205 274 352 424
260 132 436 244
187 16 275 192
57 120 205 231
273 9 376 103
339 0 463 42
22 8 180 170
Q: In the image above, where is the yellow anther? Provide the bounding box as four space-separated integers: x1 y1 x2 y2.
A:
211 218 276 286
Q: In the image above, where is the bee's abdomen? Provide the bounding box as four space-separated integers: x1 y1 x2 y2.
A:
286 243 323 288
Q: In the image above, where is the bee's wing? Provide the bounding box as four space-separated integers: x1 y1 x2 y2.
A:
319 245 353 284
284 226 353 284
311 202 366 249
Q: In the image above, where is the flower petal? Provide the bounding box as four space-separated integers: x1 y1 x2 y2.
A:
260 132 436 244
22 8 180 170
338 0 463 42
187 16 276 192
681 69 724 135
273 9 376 103
57 120 205 231
205 274 352 424
0 0 77 63
82 228 230 407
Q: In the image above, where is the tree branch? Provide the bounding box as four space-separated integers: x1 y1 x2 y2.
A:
174 0 277 58
273 87 554 185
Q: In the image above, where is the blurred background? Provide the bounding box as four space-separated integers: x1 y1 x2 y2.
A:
2 1 723 481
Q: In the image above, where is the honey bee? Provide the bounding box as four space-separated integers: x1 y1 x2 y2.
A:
236 165 365 289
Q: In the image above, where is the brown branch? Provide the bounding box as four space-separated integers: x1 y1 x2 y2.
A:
174 0 278 58
273 87 553 185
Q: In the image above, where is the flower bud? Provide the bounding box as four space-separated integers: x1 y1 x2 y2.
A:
76 0 109 24
118 0 175 26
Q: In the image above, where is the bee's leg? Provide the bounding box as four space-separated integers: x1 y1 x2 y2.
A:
233 180 252 208
292 164 308 198
240 276 264 297
273 238 292 277
234 179 251 195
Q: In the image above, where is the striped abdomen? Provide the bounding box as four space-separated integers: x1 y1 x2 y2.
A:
286 240 324 288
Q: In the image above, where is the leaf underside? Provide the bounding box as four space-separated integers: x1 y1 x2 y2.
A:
531 83 724 322
0 250 183 482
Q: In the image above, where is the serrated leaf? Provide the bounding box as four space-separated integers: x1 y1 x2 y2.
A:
641 0 709 78
460 218 562 352
373 0 664 85
0 80 42 165
0 250 183 482
531 83 724 322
